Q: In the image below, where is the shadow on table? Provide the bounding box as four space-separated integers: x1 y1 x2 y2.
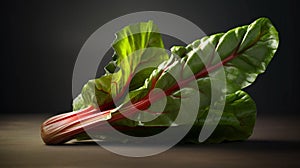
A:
179 139 300 151
52 139 300 151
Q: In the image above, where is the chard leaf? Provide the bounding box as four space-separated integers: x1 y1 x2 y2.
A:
197 18 279 93
73 21 168 111
184 90 256 143
112 18 278 138
161 18 278 95
109 90 256 143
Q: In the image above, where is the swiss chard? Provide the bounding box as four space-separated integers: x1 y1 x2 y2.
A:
41 18 279 145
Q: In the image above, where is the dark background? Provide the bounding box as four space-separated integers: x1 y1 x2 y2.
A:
3 0 299 116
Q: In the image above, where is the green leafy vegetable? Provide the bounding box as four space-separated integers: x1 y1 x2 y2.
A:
185 90 256 143
73 21 168 111
41 18 279 145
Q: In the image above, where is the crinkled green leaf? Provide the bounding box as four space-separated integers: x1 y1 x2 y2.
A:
199 18 278 93
111 18 278 140
109 90 256 143
184 90 256 143
73 21 168 110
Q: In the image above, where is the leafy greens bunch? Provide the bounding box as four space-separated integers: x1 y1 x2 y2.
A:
41 18 279 144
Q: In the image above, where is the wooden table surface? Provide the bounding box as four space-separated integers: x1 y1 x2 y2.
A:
0 114 299 167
